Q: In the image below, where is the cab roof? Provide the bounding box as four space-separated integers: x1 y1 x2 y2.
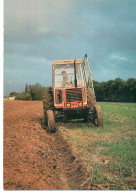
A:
53 59 82 65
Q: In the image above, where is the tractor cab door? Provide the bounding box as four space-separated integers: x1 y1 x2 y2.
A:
81 54 94 93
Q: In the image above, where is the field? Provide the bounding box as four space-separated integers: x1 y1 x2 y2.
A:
3 101 88 190
59 102 136 190
4 101 136 190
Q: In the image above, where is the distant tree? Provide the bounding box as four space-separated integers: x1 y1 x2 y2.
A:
29 85 35 100
33 83 42 100
93 78 136 102
125 78 136 102
17 92 32 100
24 93 32 100
25 83 29 94
28 83 47 100
9 92 18 96
93 80 102 101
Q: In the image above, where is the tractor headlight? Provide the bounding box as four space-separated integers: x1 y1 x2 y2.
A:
66 103 71 107
78 102 83 107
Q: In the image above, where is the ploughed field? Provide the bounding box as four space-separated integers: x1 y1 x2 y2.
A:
4 101 87 190
4 100 136 190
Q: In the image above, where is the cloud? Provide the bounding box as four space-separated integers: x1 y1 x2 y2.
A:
4 0 136 63
4 0 136 95
110 55 128 61
4 53 53 95
4 0 82 43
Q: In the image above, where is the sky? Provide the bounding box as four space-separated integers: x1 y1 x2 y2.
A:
4 0 136 96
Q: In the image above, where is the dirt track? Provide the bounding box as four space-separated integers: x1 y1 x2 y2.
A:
4 101 87 190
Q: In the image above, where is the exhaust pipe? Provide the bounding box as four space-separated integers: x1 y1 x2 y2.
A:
74 60 77 87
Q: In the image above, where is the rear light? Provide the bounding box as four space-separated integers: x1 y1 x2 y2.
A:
66 103 71 107
78 102 83 107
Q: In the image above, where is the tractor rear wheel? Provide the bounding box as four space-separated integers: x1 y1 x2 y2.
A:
86 88 96 122
47 110 56 133
43 89 54 124
94 105 103 127
87 88 96 110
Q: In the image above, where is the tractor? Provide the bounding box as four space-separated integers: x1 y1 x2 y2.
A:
43 54 103 132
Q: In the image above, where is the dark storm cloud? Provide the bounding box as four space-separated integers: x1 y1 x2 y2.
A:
4 0 136 55
4 0 136 95
4 0 81 42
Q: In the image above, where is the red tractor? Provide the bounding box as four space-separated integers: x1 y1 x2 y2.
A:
43 54 103 132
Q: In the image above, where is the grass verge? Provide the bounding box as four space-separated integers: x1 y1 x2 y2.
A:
58 102 136 190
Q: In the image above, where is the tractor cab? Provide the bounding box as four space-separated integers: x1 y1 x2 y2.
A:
52 55 94 109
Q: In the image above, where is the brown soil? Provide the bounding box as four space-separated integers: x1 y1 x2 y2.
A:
3 101 88 190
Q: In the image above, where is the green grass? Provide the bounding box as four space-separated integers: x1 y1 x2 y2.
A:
59 102 136 190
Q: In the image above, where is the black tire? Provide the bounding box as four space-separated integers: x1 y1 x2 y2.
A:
43 90 54 124
87 88 96 110
87 88 96 122
63 114 67 122
94 105 103 127
47 110 56 133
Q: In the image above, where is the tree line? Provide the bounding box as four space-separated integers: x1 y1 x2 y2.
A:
10 83 48 101
93 78 136 102
9 78 136 102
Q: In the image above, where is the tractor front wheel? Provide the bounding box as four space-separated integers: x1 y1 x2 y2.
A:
94 105 103 127
47 110 56 133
